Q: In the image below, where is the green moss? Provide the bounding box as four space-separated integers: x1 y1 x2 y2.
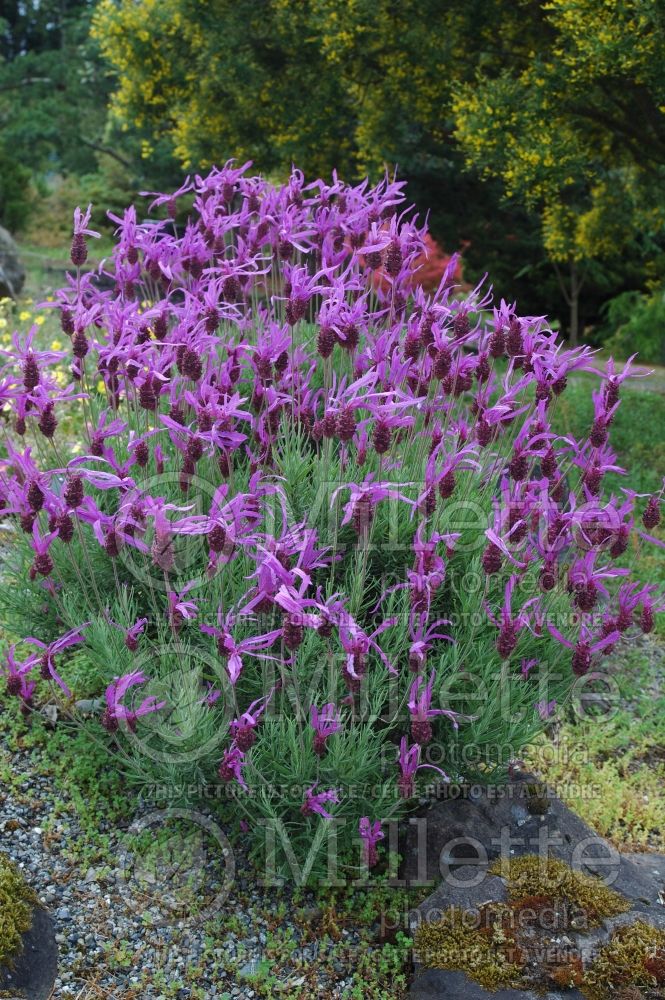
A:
415 857 636 994
582 920 665 1000
489 855 630 926
0 853 36 967
414 905 524 990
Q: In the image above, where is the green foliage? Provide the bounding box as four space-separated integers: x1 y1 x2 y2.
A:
89 0 562 323
91 0 665 342
92 0 357 177
453 0 665 259
0 0 182 242
0 144 32 232
0 2 109 175
601 287 665 366
452 0 665 342
20 167 137 247
0 853 35 967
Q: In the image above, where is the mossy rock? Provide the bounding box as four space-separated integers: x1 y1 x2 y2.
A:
0 854 35 968
415 903 525 991
412 855 654 996
0 855 57 1000
582 920 665 1000
489 855 630 927
401 774 665 911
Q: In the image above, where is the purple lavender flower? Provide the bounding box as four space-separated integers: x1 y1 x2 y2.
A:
218 744 248 790
24 624 89 696
521 658 538 680
397 736 448 798
102 671 166 733
548 624 620 676
71 204 100 266
535 699 556 721
166 583 198 631
485 578 533 659
407 670 461 746
201 607 281 685
230 690 275 751
301 784 340 820
124 617 148 652
2 646 39 699
310 703 341 756
358 817 384 868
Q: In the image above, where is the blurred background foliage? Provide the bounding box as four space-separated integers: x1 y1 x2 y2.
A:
1 0 664 358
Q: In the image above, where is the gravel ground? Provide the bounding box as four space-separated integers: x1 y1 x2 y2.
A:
0 722 408 1000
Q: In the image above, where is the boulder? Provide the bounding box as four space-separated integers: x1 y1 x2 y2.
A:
410 970 584 1000
569 907 665 967
401 776 663 910
410 864 508 933
0 906 58 1000
405 776 665 998
0 226 26 298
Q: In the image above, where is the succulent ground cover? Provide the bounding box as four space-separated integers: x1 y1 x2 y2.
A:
526 634 665 852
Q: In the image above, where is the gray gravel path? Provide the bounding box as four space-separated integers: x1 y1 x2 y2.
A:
0 725 371 999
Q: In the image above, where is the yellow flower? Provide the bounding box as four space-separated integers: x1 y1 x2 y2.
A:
35 316 46 326
0 318 7 329
1 333 10 344
19 311 31 322
97 380 106 394
50 339 63 350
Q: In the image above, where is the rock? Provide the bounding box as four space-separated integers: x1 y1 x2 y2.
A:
0 906 58 1000
405 776 665 998
570 908 665 968
410 969 585 999
0 227 25 299
238 959 261 978
74 697 104 716
622 851 665 896
410 865 508 934
401 775 665 910
40 704 58 728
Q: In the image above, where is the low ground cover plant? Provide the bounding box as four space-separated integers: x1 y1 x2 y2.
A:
0 164 663 878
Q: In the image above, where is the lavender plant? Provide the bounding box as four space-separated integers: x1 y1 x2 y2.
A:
1 164 663 879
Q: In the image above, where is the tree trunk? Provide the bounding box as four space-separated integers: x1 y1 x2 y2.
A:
569 261 579 347
551 259 584 347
